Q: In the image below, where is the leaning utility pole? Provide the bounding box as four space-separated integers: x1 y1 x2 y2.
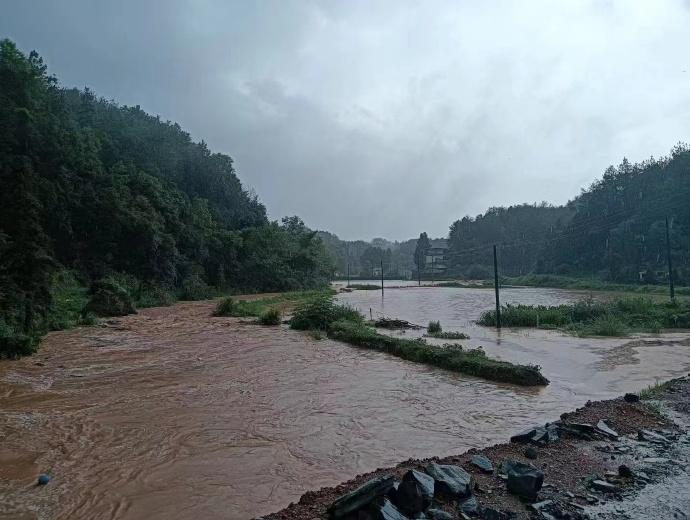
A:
665 216 675 302
493 244 501 329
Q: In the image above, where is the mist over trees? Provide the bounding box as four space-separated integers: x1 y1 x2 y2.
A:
446 148 690 284
0 39 333 355
323 145 690 287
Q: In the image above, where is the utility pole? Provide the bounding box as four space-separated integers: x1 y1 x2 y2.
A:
493 244 501 329
380 259 384 296
431 256 435 285
347 262 350 288
418 259 421 286
666 216 675 302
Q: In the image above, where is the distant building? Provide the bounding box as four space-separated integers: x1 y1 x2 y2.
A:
424 247 448 276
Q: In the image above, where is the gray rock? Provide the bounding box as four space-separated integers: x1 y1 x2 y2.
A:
364 498 410 520
638 429 670 444
590 479 620 493
328 474 395 519
524 446 538 459
618 464 633 478
481 508 514 520
460 495 480 516
596 420 619 439
426 509 453 520
561 422 596 439
503 460 544 500
624 393 640 403
470 454 494 474
426 462 472 499
545 423 560 443
528 500 553 512
393 469 434 514
510 426 546 444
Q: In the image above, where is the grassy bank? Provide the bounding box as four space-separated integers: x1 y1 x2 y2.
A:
289 297 548 386
213 289 335 318
478 297 690 336
503 274 690 296
437 274 689 296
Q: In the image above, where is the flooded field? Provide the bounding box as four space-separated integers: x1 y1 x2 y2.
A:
1 287 689 519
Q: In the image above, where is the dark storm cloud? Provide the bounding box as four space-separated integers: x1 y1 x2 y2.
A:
3 1 690 240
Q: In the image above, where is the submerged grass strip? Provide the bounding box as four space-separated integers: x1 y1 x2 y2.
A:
326 320 548 386
478 297 690 336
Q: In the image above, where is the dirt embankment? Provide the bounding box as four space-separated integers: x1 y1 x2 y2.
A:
260 377 690 520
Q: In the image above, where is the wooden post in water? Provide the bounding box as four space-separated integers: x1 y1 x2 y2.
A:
380 259 384 296
666 216 675 302
493 244 501 329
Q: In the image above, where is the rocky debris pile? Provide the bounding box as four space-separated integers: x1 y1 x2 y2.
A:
327 456 546 519
510 418 620 447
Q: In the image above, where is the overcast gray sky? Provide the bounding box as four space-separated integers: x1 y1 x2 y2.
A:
3 1 690 241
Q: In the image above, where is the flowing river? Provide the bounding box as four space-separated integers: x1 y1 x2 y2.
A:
1 287 689 519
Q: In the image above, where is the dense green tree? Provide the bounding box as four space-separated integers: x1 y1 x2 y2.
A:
414 232 431 273
0 40 334 356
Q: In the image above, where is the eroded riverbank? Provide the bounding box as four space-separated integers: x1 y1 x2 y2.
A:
263 377 690 519
1 291 690 519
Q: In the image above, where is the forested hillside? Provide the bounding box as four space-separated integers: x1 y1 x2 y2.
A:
447 204 574 278
447 147 690 284
0 39 333 356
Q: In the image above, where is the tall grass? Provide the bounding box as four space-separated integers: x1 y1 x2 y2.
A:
258 308 282 325
504 274 690 296
289 297 363 330
478 297 690 336
427 320 442 334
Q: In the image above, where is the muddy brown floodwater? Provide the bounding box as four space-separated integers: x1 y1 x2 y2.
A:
1 288 690 520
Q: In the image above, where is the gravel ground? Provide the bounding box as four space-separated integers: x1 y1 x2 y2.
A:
259 376 690 520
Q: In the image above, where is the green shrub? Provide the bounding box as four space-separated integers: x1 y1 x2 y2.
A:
136 283 176 308
427 320 442 334
258 307 282 325
0 320 37 358
87 279 136 317
46 270 90 330
179 274 214 301
478 296 690 337
575 315 628 337
214 297 236 317
0 332 36 358
290 297 363 330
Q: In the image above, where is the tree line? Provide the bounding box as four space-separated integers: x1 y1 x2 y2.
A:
0 39 333 356
323 144 690 286
446 147 690 284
